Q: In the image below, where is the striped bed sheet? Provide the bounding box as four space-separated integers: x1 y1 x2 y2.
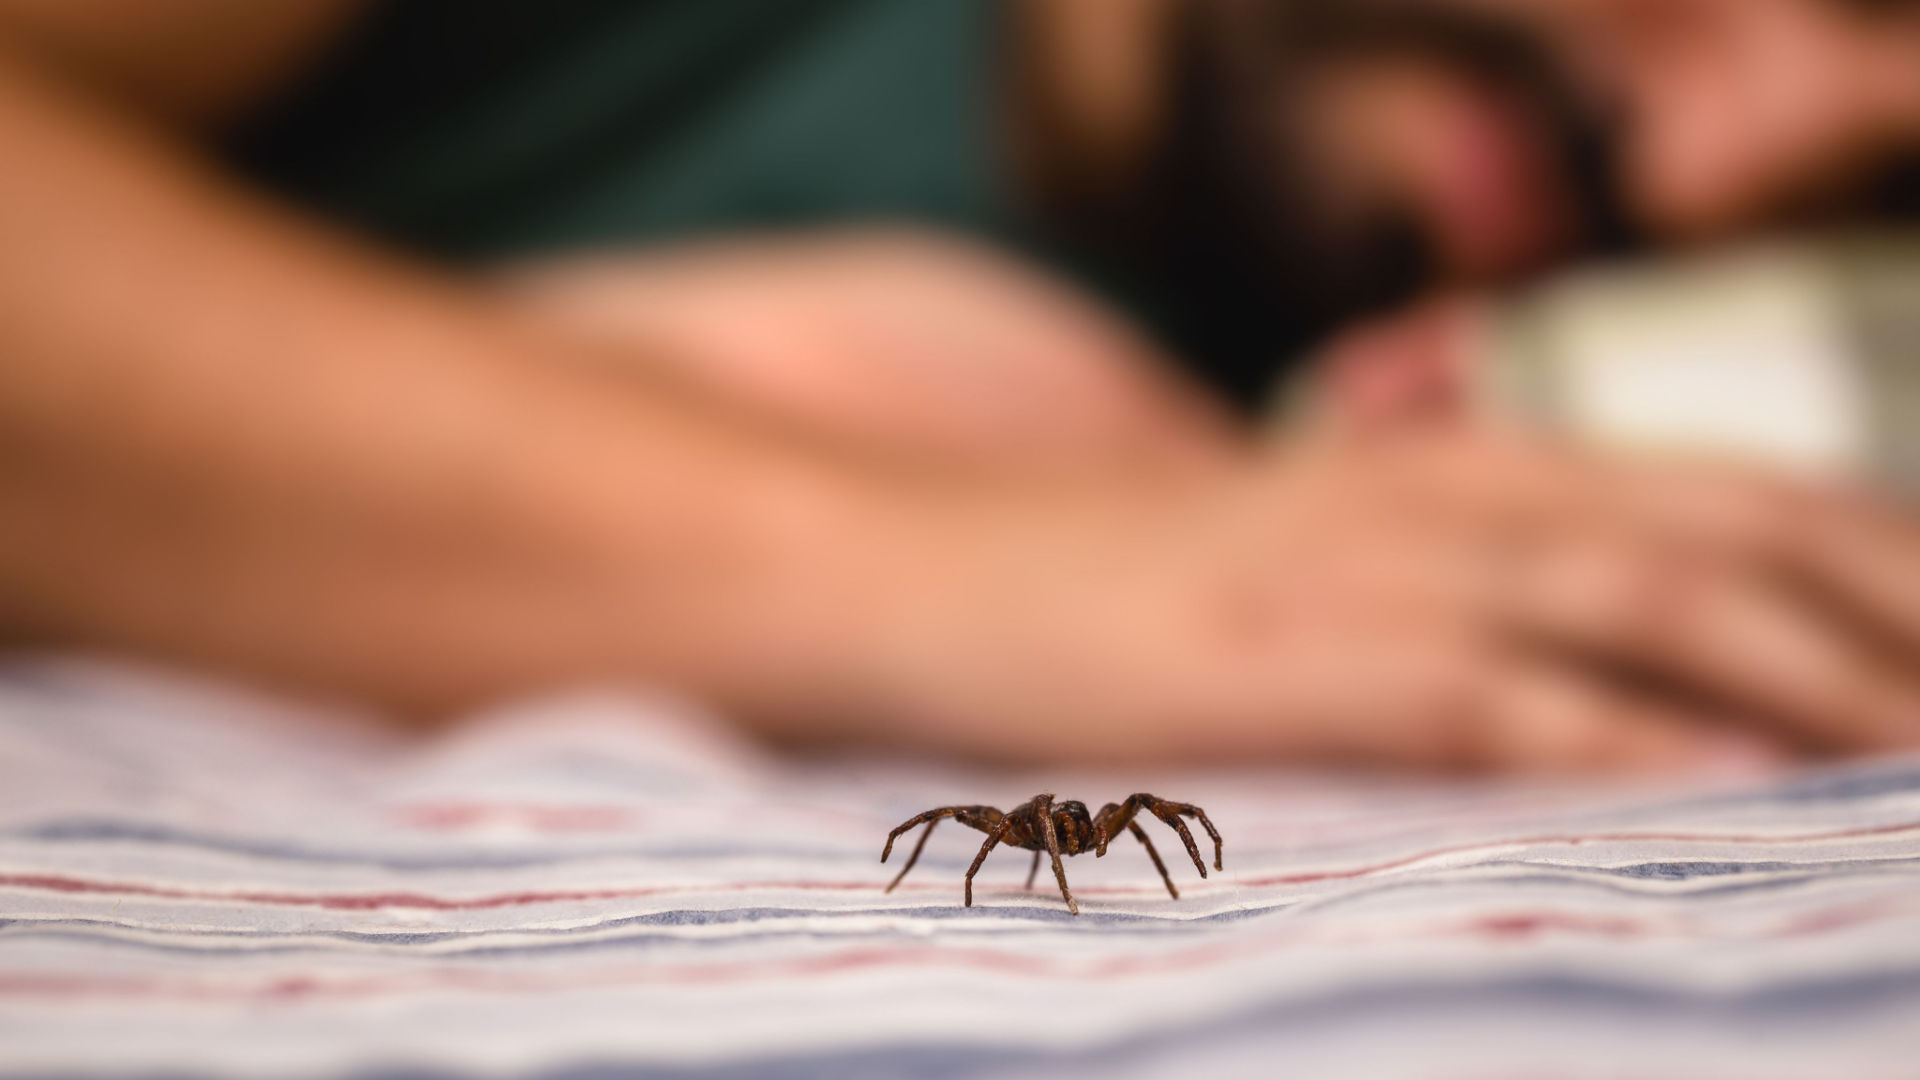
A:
1 657 1917 1079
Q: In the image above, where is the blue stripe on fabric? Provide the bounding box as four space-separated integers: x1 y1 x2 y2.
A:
5 860 1917 960
9 813 1919 877
2 819 854 868
11 967 1920 1080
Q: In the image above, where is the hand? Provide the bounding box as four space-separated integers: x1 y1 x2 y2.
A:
1304 298 1483 433
836 432 1920 771
497 228 1235 476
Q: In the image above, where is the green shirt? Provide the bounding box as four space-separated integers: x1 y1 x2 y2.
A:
230 0 1284 402
231 0 1014 258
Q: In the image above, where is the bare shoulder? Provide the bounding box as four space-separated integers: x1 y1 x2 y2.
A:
0 0 367 127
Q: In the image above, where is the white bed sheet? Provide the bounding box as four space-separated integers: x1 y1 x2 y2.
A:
1 657 1917 1079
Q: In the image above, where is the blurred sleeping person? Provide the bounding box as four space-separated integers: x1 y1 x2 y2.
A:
2 0 1920 771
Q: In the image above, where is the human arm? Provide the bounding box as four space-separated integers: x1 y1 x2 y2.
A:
4 1 1920 771
0 36 910 723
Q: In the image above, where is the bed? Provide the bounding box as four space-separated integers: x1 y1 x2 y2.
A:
2 658 1916 1078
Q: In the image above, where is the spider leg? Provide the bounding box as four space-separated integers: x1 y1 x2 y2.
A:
1150 804 1208 878
1092 801 1134 858
1096 795 1224 877
884 806 1010 898
1127 821 1179 899
964 818 1014 907
1035 794 1079 915
1150 800 1224 872
1184 803 1224 872
884 819 939 894
883 807 968 862
884 806 1000 893
1025 850 1041 890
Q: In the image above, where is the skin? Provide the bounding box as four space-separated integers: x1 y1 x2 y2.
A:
1197 0 1920 283
3 0 1920 772
498 232 1231 478
1471 0 1920 239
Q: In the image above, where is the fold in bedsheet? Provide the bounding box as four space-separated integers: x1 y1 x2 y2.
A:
1 657 1917 1079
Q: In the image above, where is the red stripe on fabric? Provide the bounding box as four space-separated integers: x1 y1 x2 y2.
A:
1231 819 1920 887
0 874 873 910
2 820 1913 911
0 901 1912 1003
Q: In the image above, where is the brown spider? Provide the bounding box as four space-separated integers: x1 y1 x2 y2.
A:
880 793 1223 915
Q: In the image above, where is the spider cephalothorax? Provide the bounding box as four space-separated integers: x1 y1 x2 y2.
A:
880 793 1223 914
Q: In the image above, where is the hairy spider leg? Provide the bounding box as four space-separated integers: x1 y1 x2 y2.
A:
1034 794 1079 914
1093 801 1180 898
1093 795 1190 868
884 818 939 894
1154 807 1207 877
964 817 1015 907
1025 850 1042 890
1158 800 1224 872
1093 794 1224 875
1093 800 1123 852
882 805 1003 893
1127 821 1179 899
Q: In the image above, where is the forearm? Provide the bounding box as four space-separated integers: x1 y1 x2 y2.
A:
0 47 893 722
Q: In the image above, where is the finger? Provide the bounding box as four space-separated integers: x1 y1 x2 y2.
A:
1500 530 1920 753
1787 491 1920 648
1337 433 1810 564
1331 430 1609 527
1451 451 1920 637
1630 473 1920 689
1462 655 1792 773
1256 626 1775 772
1426 452 1920 746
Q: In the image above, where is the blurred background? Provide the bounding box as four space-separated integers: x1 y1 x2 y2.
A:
5 0 1920 768
223 0 1920 446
